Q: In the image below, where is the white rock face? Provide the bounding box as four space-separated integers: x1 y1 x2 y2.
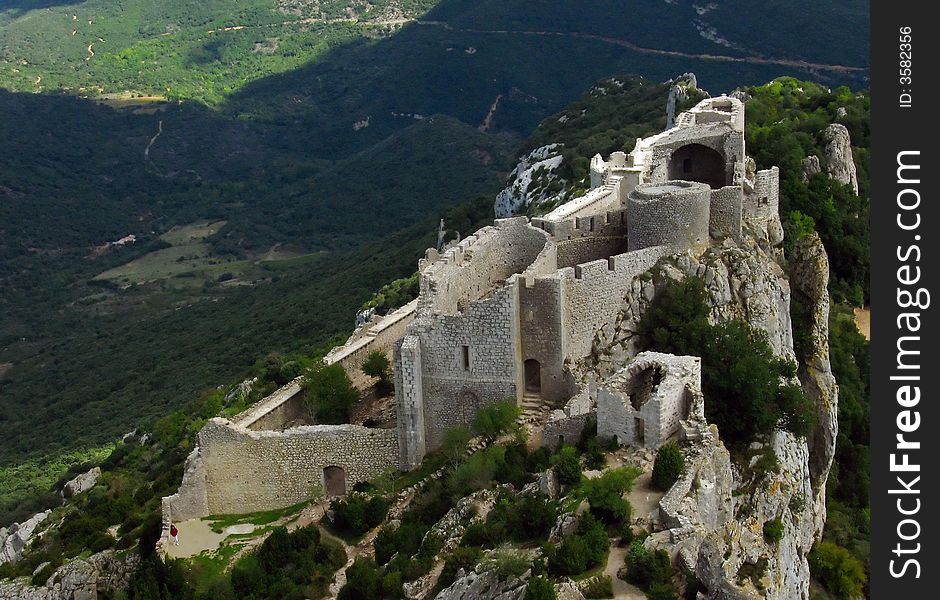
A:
801 155 821 184
494 145 565 217
0 549 139 600
821 124 858 194
434 566 528 600
0 511 50 566
588 234 837 600
62 467 100 498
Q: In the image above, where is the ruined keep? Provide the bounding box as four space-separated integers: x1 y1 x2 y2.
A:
596 352 701 448
165 95 784 519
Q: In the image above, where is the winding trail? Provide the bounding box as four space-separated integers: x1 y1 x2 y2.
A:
144 120 163 161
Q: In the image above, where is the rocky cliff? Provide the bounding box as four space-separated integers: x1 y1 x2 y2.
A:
586 230 837 599
820 123 858 194
0 550 139 600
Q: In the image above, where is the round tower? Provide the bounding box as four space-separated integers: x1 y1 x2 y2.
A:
627 181 710 252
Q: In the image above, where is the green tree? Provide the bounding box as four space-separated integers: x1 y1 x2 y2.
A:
362 351 393 396
640 278 815 441
524 576 557 600
808 542 866 600
441 426 472 468
651 444 684 491
552 445 582 486
304 362 359 424
578 466 638 524
472 400 522 440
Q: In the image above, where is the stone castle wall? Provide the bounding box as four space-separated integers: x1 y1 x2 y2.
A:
534 209 629 269
597 353 701 448
558 245 671 363
411 285 521 453
326 299 418 377
164 420 399 520
418 218 550 316
708 186 744 241
627 181 711 252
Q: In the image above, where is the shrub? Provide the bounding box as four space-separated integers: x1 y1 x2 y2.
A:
547 514 609 576
449 446 506 497
525 576 558 600
625 541 673 589
580 574 614 598
651 444 684 491
482 491 557 544
808 542 866 600
578 466 639 524
441 426 471 467
646 582 678 600
552 445 582 486
338 558 382 600
438 547 482 591
472 400 522 440
763 519 784 543
304 362 359 424
331 493 389 536
231 524 346 599
362 351 393 395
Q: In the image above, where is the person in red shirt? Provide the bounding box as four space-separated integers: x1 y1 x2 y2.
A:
170 524 179 546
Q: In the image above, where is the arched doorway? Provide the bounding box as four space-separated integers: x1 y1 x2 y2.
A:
524 359 541 395
668 144 726 188
323 466 346 496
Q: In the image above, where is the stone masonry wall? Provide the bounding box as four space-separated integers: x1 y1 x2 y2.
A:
395 335 427 471
597 353 701 448
518 276 569 404
627 182 711 253
191 420 398 517
415 284 521 452
419 218 550 316
708 186 743 241
559 245 670 363
326 299 418 376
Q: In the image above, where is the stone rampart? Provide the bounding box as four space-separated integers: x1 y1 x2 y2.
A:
627 181 711 252
418 218 550 316
558 245 671 362
708 186 743 241
164 420 399 520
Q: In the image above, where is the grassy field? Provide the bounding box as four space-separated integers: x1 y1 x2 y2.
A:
93 220 249 286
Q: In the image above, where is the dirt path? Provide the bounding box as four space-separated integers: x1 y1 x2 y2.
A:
854 307 871 340
479 93 503 132
144 120 163 161
604 545 646 600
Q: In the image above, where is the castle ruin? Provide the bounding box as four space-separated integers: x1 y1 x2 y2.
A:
164 95 783 522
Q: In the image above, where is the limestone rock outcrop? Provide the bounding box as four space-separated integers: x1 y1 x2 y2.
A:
587 233 838 599
434 566 528 600
821 124 858 194
0 512 49 566
801 155 821 184
494 145 565 217
62 467 100 498
0 550 139 600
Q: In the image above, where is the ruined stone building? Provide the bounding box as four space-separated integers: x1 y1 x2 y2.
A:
164 96 783 522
